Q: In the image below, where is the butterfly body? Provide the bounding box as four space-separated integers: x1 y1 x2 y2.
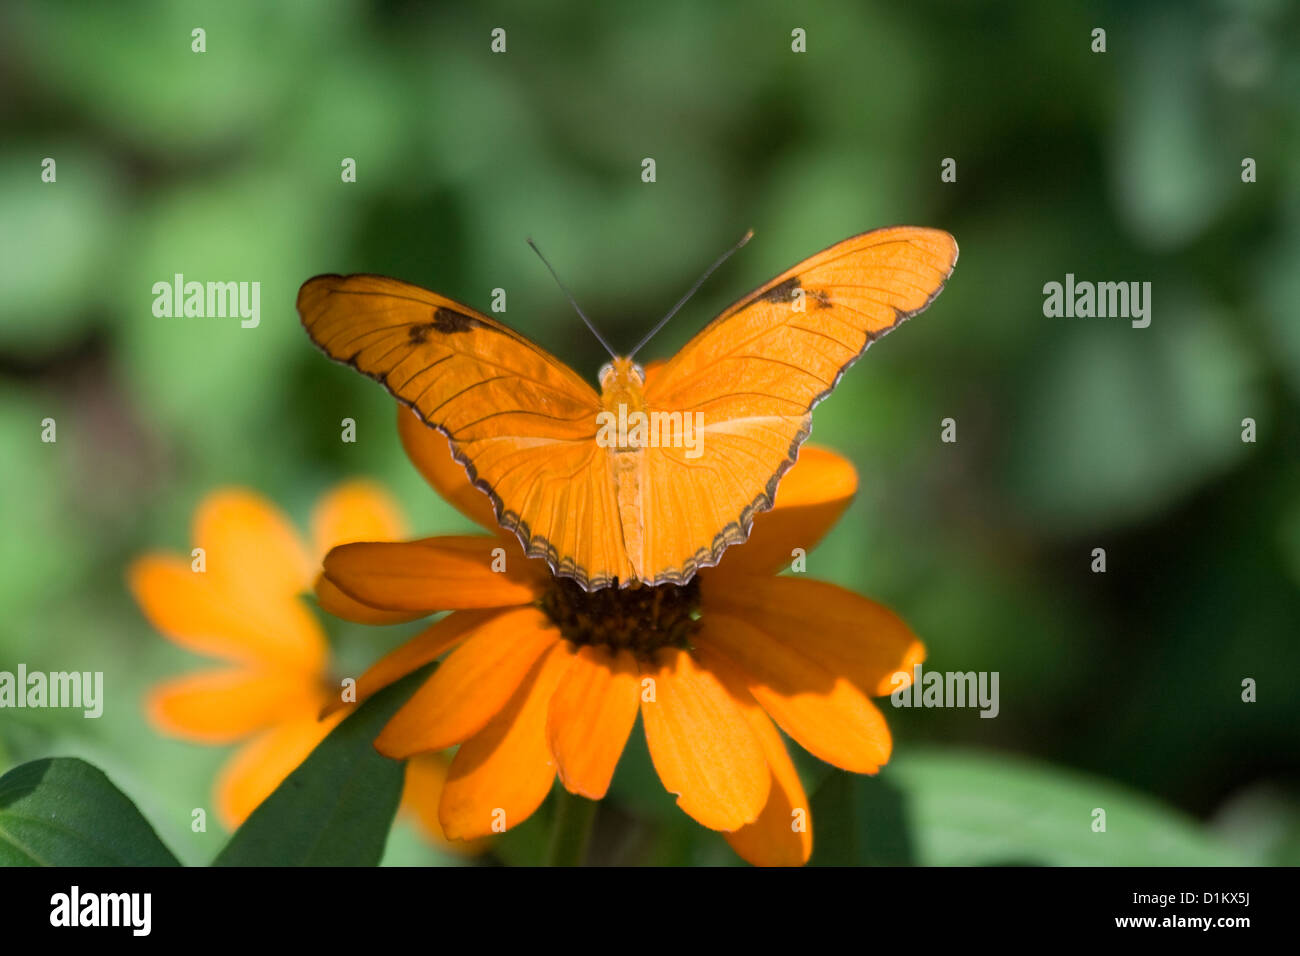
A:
598 357 648 432
299 226 958 590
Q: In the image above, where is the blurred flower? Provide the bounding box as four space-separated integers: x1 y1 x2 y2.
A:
128 481 469 851
319 406 925 866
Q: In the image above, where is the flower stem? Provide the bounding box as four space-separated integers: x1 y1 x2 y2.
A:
546 789 597 866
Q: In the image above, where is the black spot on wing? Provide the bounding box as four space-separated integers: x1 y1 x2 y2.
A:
433 307 479 333
758 276 801 304
407 308 480 344
408 322 436 344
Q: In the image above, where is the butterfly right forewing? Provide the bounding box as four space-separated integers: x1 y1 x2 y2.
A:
637 227 958 584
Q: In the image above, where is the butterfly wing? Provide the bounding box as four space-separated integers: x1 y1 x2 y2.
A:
298 274 635 588
638 226 958 582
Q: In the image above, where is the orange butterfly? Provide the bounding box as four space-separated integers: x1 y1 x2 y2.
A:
298 226 957 590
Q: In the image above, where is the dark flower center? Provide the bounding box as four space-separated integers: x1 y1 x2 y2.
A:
539 576 702 656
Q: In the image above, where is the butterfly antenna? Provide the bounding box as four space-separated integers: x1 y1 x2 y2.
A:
628 228 754 359
527 238 617 360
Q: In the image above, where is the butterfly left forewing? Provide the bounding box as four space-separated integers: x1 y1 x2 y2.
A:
299 274 600 435
638 226 957 583
299 274 636 589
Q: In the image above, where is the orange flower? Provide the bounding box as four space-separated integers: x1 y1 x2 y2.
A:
128 481 467 850
319 408 925 866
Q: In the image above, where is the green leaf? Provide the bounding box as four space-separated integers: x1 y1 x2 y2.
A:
885 747 1247 866
0 758 180 866
213 667 428 867
810 768 916 866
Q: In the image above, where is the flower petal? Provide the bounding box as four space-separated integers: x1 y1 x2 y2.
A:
705 575 924 697
696 612 892 774
439 641 575 840
129 554 327 673
398 405 499 532
547 645 640 799
639 647 770 832
310 479 408 558
314 572 429 625
696 646 813 866
374 608 559 757
194 488 316 599
214 713 343 828
705 445 857 580
401 753 486 854
323 537 538 612
146 669 323 744
321 609 501 718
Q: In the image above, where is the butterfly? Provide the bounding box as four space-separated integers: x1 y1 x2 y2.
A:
298 226 957 590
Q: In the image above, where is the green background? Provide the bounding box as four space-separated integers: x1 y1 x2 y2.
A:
1 0 1297 865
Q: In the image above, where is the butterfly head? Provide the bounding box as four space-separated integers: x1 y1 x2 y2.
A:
598 356 645 393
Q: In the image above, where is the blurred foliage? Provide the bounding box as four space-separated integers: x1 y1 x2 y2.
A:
0 0 1296 865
